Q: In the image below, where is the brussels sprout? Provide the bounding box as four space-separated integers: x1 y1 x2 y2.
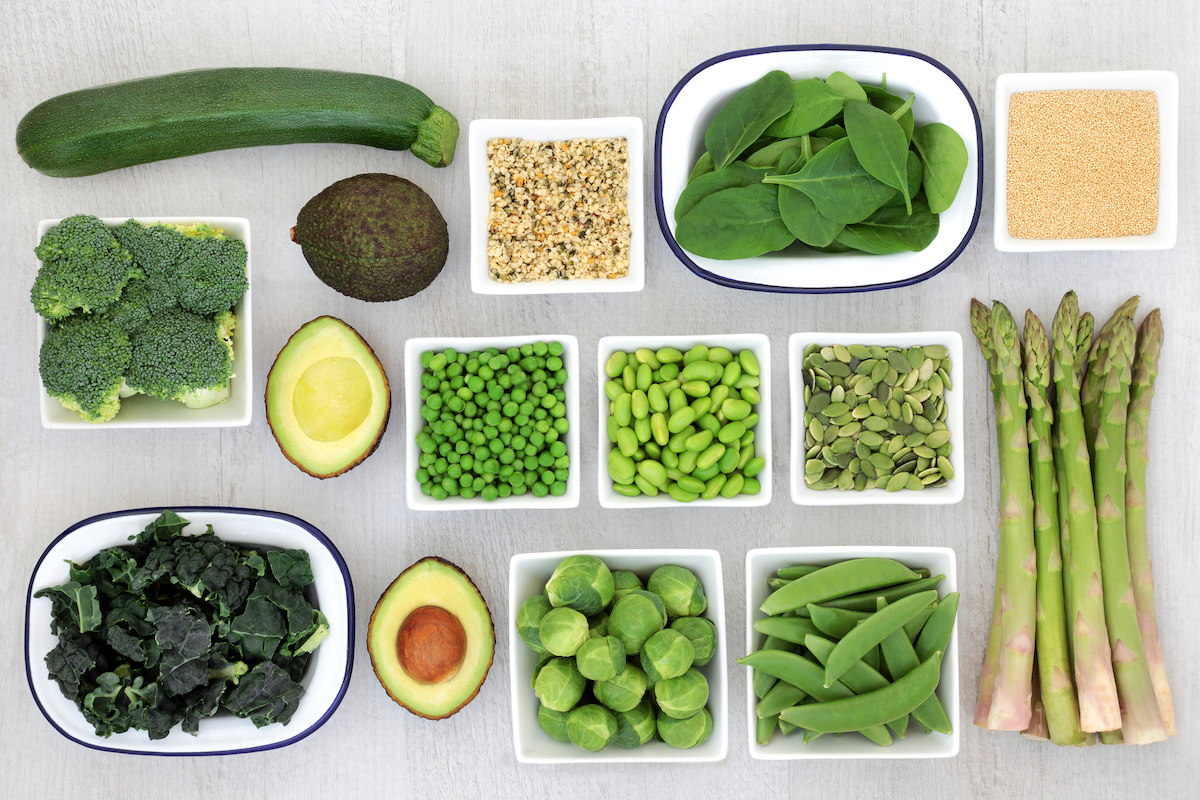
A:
657 706 713 749
546 555 615 616
537 703 572 742
612 570 644 603
587 611 609 639
612 697 657 748
539 606 590 656
608 589 667 654
531 650 555 688
576 635 627 682
593 663 648 713
639 628 695 682
647 565 707 619
534 657 586 712
566 703 618 752
670 616 717 667
654 668 710 719
517 595 554 652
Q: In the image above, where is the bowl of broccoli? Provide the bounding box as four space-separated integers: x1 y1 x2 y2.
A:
33 215 253 428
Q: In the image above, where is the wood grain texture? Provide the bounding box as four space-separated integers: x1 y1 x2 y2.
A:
2 0 1197 797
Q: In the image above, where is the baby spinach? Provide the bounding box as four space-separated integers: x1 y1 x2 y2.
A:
812 124 847 141
704 70 793 170
688 151 714 183
764 138 896 224
834 201 940 254
675 182 794 259
675 161 767 223
910 123 969 213
863 86 915 143
780 185 844 247
745 136 806 167
844 99 913 214
764 78 845 138
826 71 869 102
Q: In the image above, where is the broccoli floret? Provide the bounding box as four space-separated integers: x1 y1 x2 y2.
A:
169 235 248 315
39 315 132 423
31 215 142 322
125 308 235 409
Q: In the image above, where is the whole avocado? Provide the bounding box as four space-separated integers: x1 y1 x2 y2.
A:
292 173 449 301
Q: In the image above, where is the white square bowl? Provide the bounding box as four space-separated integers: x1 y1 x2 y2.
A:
25 507 353 756
789 331 963 506
745 546 959 759
509 549 727 763
36 217 253 428
993 70 1179 252
655 45 982 293
404 335 580 510
597 334 771 509
468 117 645 294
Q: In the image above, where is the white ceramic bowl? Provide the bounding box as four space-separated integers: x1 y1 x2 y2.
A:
509 549 727 763
25 507 353 756
789 331 963 506
993 70 1179 252
404 335 580 510
468 117 645 294
745 546 959 759
597 333 771 509
35 217 253 429
656 45 982 293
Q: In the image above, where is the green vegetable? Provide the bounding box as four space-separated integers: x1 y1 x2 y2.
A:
833 202 939 254
639 629 695 682
607 589 666 654
761 558 918 615
566 704 618 751
31 215 140 322
516 595 553 653
703 70 793 171
647 565 707 618
657 706 712 748
764 78 845 138
826 71 868 102
843 98 913 213
576 635 626 682
611 698 657 748
38 315 132 423
16 67 459 177
546 555 614 616
34 511 323 738
533 657 586 712
537 703 572 742
593 663 648 713
671 616 716 666
125 308 236 409
654 668 709 719
910 123 968 213
674 182 794 259
822 591 938 687
538 607 589 657
765 138 896 224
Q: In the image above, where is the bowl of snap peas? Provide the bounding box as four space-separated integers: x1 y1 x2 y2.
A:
744 546 959 759
597 334 771 509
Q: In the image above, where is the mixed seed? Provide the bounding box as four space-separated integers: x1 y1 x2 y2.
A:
802 343 954 491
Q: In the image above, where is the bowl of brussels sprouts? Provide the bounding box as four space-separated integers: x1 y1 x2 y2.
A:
508 549 727 763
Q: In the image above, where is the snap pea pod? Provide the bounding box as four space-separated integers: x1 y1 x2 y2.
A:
877 597 954 735
778 718 799 736
737 650 855 702
823 590 938 687
760 558 919 615
780 652 943 733
776 564 822 580
818 574 944 613
807 605 870 639
753 615 820 646
753 636 793 699
914 591 959 662
903 601 937 642
757 679 808 719
862 645 881 674
758 713 781 746
804 634 908 738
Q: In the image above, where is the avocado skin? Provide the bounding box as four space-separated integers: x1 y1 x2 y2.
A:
295 173 449 302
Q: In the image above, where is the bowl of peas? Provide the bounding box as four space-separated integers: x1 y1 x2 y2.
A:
405 335 579 510
597 334 770 509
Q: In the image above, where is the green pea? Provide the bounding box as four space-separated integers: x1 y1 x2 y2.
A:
707 346 734 365
720 473 744 497
622 364 636 393
631 389 649 419
614 393 633 427
722 398 752 421
636 348 662 370
637 459 668 487
668 483 699 502
647 384 668 413
634 474 660 496
667 407 697 433
702 474 726 499
738 349 760 376
651 412 669 446
677 475 706 494
718 421 745 444
617 427 638 457
608 450 636 484
721 361 741 387
613 482 641 498
697 442 726 470
685 429 714 452
634 415 652 444
605 351 628 378
657 347 684 364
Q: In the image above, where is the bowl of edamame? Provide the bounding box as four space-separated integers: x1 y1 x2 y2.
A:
744 546 959 759
654 45 983 293
788 331 964 506
404 335 580 510
597 334 771 509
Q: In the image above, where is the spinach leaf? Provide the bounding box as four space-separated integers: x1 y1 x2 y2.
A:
764 138 896 224
704 70 793 170
675 182 795 259
153 604 213 695
688 151 714 183
880 151 924 209
764 78 845 138
862 86 915 143
844 99 913 214
675 162 767 223
808 240 858 253
223 661 305 728
910 123 969 213
744 137 805 168
826 71 869 102
812 124 847 141
834 201 940 254
776 147 805 175
779 184 844 247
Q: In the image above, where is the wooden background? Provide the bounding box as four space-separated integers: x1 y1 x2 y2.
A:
1 1 1196 797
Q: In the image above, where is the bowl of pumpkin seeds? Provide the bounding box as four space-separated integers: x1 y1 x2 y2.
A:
788 331 963 505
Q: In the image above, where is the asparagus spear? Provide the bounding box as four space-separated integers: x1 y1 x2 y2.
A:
1051 293 1121 733
1023 311 1085 745
1082 297 1139 446
984 302 1037 730
1124 308 1175 735
1092 311 1168 744
970 300 1006 727
1020 668 1050 742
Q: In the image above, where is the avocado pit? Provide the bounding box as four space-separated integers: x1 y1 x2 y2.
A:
397 605 467 684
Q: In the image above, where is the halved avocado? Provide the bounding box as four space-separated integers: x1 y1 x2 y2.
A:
265 316 390 478
368 557 495 719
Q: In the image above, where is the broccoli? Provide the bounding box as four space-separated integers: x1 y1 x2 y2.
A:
168 235 249 315
125 308 236 409
31 215 142 322
38 315 133 423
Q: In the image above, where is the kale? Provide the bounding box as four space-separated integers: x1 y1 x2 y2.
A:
33 510 327 740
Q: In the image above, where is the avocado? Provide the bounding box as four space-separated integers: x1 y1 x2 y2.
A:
368 557 495 719
291 173 449 301
265 316 391 478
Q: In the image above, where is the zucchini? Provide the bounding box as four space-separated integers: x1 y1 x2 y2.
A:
16 68 458 177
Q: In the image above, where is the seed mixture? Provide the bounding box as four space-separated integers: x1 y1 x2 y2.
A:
1007 89 1158 239
486 137 630 282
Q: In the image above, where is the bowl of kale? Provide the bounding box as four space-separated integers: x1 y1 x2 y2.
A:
24 508 353 755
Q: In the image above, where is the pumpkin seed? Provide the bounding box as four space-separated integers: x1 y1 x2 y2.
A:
905 473 924 490
848 344 872 359
925 429 951 448
824 361 851 377
832 344 851 363
886 351 911 372
938 456 955 480
820 346 836 361
871 360 888 383
886 473 909 491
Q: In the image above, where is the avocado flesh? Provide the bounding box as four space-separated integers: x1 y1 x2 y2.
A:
265 316 390 478
294 173 449 302
368 557 495 719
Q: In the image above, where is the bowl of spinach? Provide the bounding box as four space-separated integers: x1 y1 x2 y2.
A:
655 45 983 294
25 507 353 755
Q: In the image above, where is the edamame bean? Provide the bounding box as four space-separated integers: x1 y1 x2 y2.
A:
733 373 759 389
740 386 762 405
606 416 619 443
659 363 680 382
739 349 760 376
668 388 688 415
742 412 760 429
684 344 708 365
707 346 734 365
721 361 741 386
667 406 697 433
608 450 636 485
622 364 636 392
678 449 699 473
697 442 725 470
636 363 652 392
693 462 720 481
709 384 730 410
634 474 659 496
613 482 641 497
741 477 761 495
661 448 679 470
720 473 744 497
743 456 766 478
657 347 683 364
668 483 699 502
637 459 668 487
605 351 628 378
668 427 692 453
634 415 651 443
722 398 751 421
676 475 706 494
631 389 649 419
696 413 721 435
702 474 726 499
682 361 721 383
647 384 668 413
736 443 755 471
685 429 714 452
651 412 669 446
617 427 638 457
614 393 633 427
717 444 740 473
690 396 712 416
635 348 661 370
718 421 745 443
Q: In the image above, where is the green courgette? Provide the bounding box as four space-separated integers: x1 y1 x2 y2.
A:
16 67 459 177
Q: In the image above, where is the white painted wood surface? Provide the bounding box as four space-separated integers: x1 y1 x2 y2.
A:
2 1 1196 796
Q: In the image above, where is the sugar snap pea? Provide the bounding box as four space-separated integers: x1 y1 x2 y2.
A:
903 601 937 642
753 615 820 646
804 634 908 738
807 605 870 639
760 558 919 616
877 598 953 735
776 564 821 580
757 679 808 719
737 649 855 702
822 590 938 687
757 713 780 746
753 635 792 698
914 591 959 662
820 574 945 613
